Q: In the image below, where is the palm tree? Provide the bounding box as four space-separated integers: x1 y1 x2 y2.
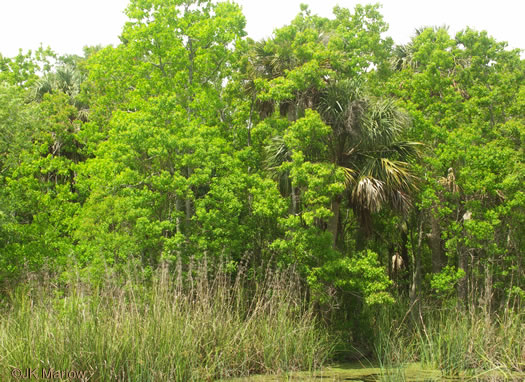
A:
390 26 451 72
318 79 422 248
244 38 303 121
390 42 417 71
264 135 302 214
251 24 422 249
33 65 89 122
262 79 421 248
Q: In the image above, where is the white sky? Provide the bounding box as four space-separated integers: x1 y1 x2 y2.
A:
0 0 523 58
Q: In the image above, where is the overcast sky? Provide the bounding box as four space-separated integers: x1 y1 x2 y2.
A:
0 0 523 58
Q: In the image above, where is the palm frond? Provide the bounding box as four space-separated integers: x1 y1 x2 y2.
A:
341 166 357 186
390 42 417 71
318 79 367 136
34 73 55 100
351 176 385 213
378 141 424 160
264 135 291 172
264 135 294 197
362 98 407 146
379 158 416 192
33 65 84 101
387 189 412 215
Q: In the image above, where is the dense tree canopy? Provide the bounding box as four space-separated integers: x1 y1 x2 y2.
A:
0 0 523 339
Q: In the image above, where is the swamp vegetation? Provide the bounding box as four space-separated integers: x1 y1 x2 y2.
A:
0 0 524 380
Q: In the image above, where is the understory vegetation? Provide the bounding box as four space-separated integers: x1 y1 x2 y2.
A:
1 263 335 381
0 0 523 380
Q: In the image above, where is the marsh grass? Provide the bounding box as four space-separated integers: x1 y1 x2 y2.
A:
374 299 525 379
0 259 336 381
373 303 412 382
416 306 525 378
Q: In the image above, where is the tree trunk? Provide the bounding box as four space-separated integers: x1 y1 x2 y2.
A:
483 257 494 316
410 219 423 320
430 204 444 273
291 186 299 215
457 248 468 310
355 209 372 251
185 166 193 225
175 197 182 234
400 228 410 294
327 196 341 249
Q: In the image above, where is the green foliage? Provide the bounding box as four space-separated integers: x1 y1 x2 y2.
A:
430 265 466 297
73 0 249 265
309 250 394 306
0 47 55 87
386 24 524 307
0 1 524 376
0 83 81 281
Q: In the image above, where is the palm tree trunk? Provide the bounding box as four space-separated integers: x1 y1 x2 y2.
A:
356 210 372 251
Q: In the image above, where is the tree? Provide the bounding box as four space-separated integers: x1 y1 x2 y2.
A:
387 26 525 309
74 0 254 266
243 5 413 317
0 82 83 282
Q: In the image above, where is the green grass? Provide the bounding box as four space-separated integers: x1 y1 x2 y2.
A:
417 307 525 377
2 260 523 381
0 261 336 381
373 300 525 379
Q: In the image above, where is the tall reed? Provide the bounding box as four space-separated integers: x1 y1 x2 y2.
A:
373 299 524 378
0 259 336 381
416 306 525 376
